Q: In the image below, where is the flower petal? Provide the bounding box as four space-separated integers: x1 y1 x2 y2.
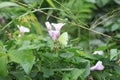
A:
45 22 65 41
93 50 104 55
17 25 30 33
51 23 65 31
45 21 52 30
48 30 60 41
90 61 104 71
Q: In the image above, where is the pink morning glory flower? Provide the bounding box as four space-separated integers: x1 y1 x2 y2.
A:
17 25 30 33
45 21 65 41
93 50 104 55
90 61 104 71
48 30 60 41
51 23 65 31
45 22 52 30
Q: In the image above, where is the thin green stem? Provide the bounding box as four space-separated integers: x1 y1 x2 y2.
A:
53 68 74 71
2 1 120 41
2 20 13 30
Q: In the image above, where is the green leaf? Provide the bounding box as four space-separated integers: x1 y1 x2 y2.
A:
79 53 98 60
94 46 108 51
0 2 20 9
74 57 90 77
114 65 120 75
0 55 8 76
115 33 120 38
101 0 110 6
96 0 110 7
92 71 102 80
111 23 119 31
42 68 54 78
70 68 85 80
80 9 92 13
114 0 120 5
11 71 26 80
30 13 43 35
0 76 11 80
8 50 35 74
18 40 44 50
110 49 118 61
62 73 70 80
0 41 3 46
60 52 74 58
25 76 32 80
85 0 96 3
84 61 90 77
46 0 56 8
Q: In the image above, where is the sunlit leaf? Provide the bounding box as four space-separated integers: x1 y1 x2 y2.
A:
86 0 96 3
0 55 8 76
0 2 20 9
60 52 74 58
96 0 110 7
46 0 56 8
8 50 35 74
115 33 120 38
114 0 120 5
62 73 70 80
110 49 118 61
71 68 85 80
111 23 119 31
74 57 90 77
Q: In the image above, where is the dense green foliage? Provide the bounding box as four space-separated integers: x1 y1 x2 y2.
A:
0 0 120 80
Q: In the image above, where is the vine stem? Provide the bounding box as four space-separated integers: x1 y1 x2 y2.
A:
3 1 119 41
37 10 112 39
53 68 74 71
54 40 59 57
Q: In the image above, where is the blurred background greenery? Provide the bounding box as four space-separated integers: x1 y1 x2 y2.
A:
0 0 120 52
0 0 120 80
